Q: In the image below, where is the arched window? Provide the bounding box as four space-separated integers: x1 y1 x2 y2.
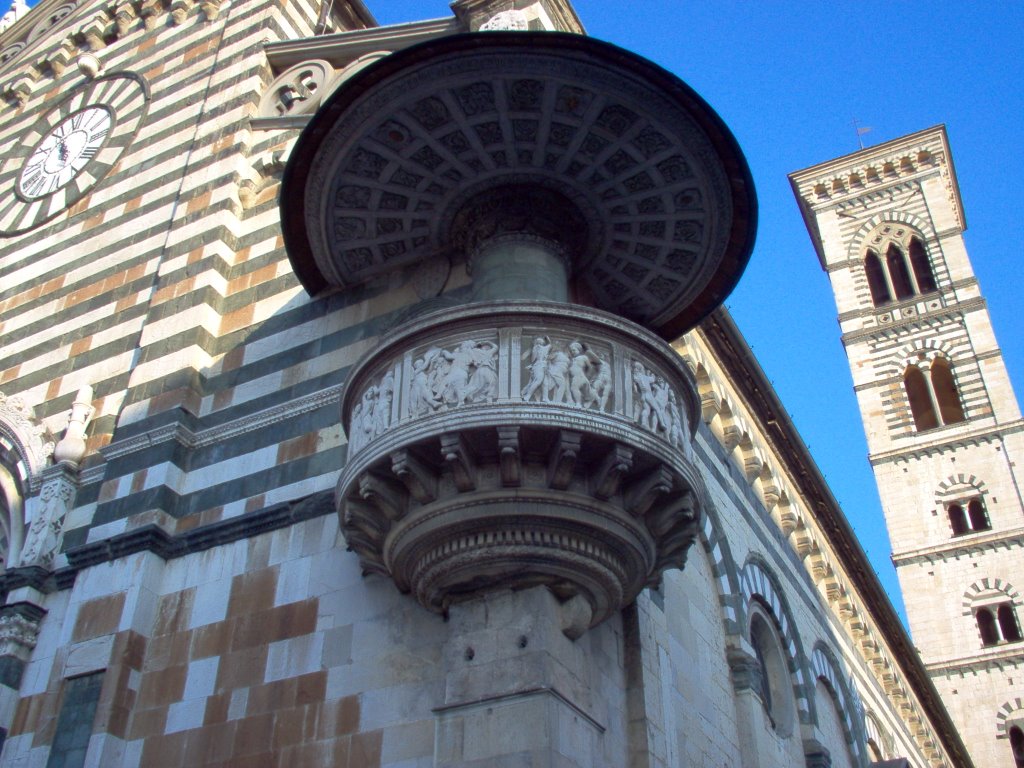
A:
861 226 940 309
904 358 967 431
886 244 914 300
947 503 968 535
977 604 1023 646
930 359 966 425
749 607 796 737
904 365 939 430
0 461 26 571
1010 725 1024 767
908 237 937 293
864 250 891 306
948 498 990 536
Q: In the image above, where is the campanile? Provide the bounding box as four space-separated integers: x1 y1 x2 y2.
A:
791 126 1024 767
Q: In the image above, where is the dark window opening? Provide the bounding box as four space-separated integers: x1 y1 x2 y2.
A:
909 237 937 293
1010 725 1024 768
949 498 990 536
967 498 990 531
977 604 1023 647
999 605 1022 642
865 250 891 306
978 608 999 646
948 503 968 535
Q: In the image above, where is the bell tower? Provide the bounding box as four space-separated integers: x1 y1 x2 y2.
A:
790 126 1024 768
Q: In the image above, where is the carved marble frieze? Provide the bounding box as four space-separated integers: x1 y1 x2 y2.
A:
343 311 694 466
336 303 707 634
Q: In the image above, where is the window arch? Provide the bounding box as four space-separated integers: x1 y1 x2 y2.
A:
999 605 1022 642
0 457 27 570
976 603 1022 646
947 497 990 537
904 358 966 431
886 244 914 300
904 365 938 430
861 225 939 307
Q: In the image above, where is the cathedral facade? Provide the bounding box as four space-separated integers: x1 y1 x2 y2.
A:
0 0 985 766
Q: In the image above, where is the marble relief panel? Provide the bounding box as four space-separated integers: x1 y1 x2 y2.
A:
345 324 690 459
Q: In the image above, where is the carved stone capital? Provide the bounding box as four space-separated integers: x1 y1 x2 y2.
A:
0 603 45 661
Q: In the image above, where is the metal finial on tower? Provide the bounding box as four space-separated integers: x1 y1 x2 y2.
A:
851 117 872 149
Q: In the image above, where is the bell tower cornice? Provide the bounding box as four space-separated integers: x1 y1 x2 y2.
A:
790 126 965 269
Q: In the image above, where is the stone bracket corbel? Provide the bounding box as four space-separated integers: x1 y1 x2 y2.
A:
441 433 476 492
547 431 581 490
645 490 695 537
390 449 437 504
624 465 672 517
497 426 521 487
342 500 389 576
358 472 406 521
592 443 633 500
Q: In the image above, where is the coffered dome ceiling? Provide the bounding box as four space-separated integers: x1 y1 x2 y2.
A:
282 32 756 339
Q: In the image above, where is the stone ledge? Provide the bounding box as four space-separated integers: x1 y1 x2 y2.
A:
0 491 335 596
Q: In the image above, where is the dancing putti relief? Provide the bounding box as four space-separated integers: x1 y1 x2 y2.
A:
631 360 687 447
521 337 611 411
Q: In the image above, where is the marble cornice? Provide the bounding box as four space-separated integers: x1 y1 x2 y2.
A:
98 385 344 461
869 419 1024 465
892 526 1024 567
263 17 462 72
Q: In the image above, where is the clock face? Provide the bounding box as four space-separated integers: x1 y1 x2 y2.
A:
0 72 149 236
18 107 112 199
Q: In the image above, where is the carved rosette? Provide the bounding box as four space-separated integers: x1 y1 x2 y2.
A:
337 303 708 632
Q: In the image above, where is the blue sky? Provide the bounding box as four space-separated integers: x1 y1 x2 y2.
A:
4 0 1023 626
